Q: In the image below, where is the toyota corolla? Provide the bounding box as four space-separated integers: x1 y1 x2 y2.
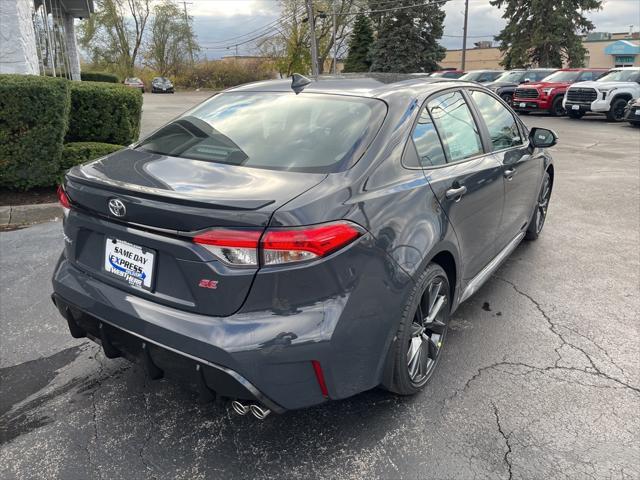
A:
52 74 557 418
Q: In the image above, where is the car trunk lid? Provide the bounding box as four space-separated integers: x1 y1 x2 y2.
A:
62 148 327 317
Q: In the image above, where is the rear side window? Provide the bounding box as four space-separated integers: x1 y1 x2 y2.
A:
426 91 483 162
470 90 522 150
137 92 387 173
412 109 447 167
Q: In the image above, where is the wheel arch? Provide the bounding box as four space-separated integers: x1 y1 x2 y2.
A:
430 250 457 306
612 92 633 103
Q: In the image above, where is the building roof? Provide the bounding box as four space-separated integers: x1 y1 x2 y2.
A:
34 0 94 18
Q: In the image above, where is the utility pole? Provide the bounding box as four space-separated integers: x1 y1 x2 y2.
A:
182 1 195 65
305 0 319 78
461 0 469 71
332 1 337 74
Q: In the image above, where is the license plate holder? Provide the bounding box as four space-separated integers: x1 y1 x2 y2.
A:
519 102 526 108
104 237 155 291
572 104 580 110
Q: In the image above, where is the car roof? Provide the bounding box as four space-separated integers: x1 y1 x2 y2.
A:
225 74 479 99
556 67 609 71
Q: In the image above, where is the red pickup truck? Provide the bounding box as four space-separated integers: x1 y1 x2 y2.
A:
512 68 609 116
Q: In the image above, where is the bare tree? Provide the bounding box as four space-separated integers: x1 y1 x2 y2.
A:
144 0 198 76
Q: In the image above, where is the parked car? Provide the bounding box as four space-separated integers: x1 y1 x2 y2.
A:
564 67 640 121
486 69 558 105
458 70 504 84
52 75 557 416
512 68 609 116
429 70 465 79
151 76 175 94
123 77 145 93
624 97 640 126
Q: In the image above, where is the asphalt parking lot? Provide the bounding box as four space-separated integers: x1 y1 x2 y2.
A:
1 92 639 480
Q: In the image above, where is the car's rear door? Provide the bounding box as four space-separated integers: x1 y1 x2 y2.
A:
410 89 505 282
467 89 544 250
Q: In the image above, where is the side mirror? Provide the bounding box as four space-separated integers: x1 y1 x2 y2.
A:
529 127 558 148
522 78 531 83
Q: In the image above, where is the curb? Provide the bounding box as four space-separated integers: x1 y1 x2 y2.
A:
0 203 62 229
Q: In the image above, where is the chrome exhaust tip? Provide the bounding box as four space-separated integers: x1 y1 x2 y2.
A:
231 400 249 416
250 404 271 420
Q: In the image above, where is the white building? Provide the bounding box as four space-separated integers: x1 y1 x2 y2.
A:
0 0 94 80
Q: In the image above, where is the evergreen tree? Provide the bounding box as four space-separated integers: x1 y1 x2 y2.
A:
490 0 602 68
343 14 374 72
370 0 446 73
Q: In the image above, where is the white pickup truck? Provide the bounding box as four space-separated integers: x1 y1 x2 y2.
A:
563 67 640 121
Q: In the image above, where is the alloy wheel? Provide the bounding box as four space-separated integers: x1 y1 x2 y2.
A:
407 277 449 386
536 174 551 233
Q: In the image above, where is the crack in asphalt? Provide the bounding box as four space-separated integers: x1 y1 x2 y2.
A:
492 403 513 480
494 277 640 394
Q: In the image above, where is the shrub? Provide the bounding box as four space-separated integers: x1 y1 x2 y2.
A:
176 59 274 89
61 142 124 172
80 71 120 83
0 75 70 189
66 81 143 145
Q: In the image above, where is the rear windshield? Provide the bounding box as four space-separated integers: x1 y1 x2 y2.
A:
597 70 640 82
137 92 387 173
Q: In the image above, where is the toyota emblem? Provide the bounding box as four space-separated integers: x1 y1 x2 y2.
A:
108 198 126 217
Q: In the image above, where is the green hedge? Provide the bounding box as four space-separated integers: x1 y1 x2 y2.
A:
80 71 119 83
0 75 70 189
66 81 143 145
61 142 123 171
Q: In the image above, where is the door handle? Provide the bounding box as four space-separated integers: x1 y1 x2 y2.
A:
445 185 467 201
504 169 517 181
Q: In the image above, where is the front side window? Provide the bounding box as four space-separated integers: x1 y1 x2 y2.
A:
426 91 483 162
470 90 522 150
137 92 387 173
412 108 447 167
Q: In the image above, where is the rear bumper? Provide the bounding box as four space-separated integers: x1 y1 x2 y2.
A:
52 291 286 413
52 248 409 410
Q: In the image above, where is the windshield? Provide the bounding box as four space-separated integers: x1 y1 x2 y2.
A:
541 71 581 83
459 71 483 81
126 78 142 83
495 71 525 83
136 92 387 173
597 70 640 82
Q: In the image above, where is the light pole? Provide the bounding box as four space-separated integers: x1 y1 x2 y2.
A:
305 0 319 78
461 0 469 71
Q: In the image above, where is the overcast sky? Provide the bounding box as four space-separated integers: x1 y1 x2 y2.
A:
187 0 640 58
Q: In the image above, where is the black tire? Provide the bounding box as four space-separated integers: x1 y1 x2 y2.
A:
550 96 565 117
567 110 584 119
382 263 450 395
500 93 513 106
606 98 628 122
526 171 551 241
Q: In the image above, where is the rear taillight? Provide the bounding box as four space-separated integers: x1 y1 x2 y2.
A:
192 221 363 267
57 185 71 210
262 222 362 265
193 229 261 266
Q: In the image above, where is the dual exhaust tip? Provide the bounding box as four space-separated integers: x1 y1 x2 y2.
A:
231 400 271 420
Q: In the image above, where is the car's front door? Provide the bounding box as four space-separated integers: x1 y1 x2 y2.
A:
411 89 505 282
467 89 544 250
